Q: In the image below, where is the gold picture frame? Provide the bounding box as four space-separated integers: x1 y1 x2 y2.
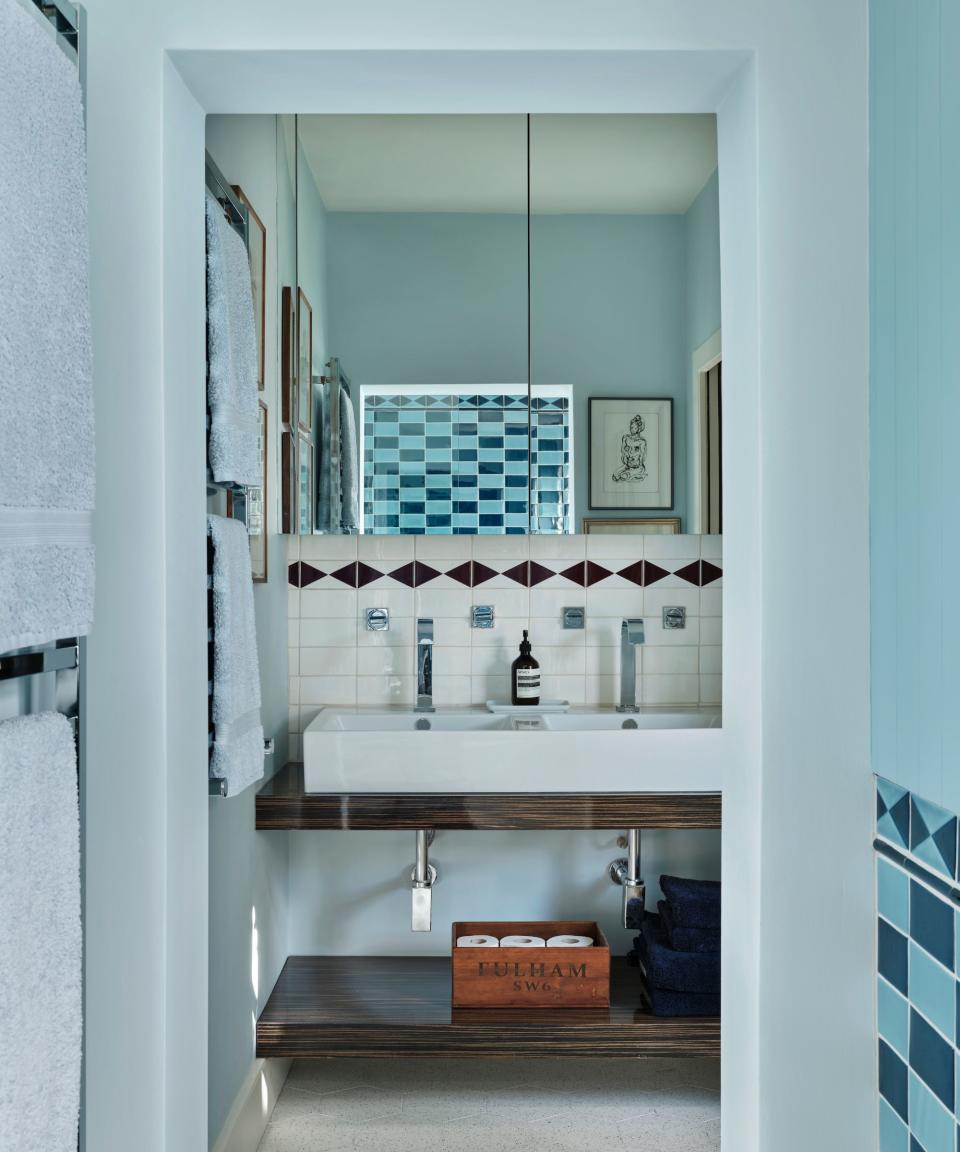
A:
582 517 681 535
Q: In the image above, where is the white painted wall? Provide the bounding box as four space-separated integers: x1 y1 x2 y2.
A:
77 7 869 1152
204 116 291 1148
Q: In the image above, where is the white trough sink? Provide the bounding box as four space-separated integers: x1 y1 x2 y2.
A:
302 707 722 794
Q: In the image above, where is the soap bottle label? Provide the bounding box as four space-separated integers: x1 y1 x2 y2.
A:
516 669 540 699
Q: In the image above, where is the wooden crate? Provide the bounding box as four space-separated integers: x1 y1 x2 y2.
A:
451 921 610 1009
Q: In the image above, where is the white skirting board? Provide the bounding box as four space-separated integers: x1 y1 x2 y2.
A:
211 1057 291 1152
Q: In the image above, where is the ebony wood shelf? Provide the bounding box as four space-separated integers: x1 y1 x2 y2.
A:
256 764 722 830
257 956 719 1059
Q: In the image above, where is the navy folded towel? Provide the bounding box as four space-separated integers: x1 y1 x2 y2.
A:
636 915 721 994
646 983 720 1018
659 901 720 954
659 874 721 930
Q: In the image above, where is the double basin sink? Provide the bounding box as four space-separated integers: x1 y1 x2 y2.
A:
303 707 722 794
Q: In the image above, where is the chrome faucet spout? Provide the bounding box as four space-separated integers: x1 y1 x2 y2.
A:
415 618 435 713
617 617 645 712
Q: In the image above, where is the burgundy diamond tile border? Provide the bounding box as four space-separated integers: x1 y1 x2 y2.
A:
291 551 721 589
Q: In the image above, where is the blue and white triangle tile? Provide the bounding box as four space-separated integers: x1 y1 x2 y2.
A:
910 793 958 881
877 777 911 852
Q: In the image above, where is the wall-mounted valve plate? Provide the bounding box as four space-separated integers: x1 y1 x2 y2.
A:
563 606 585 629
662 606 686 630
472 605 495 629
366 607 390 631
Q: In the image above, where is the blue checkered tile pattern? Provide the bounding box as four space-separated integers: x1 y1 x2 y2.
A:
876 778 960 1151
362 392 571 535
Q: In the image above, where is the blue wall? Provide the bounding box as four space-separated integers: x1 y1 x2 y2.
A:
325 192 720 532
871 0 960 812
685 170 721 360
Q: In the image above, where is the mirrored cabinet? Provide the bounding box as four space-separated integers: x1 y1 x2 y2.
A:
280 113 721 537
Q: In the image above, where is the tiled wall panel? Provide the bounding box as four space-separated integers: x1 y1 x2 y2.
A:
287 533 722 756
876 777 960 1151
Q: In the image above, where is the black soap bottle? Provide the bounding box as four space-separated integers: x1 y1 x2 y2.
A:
511 629 541 706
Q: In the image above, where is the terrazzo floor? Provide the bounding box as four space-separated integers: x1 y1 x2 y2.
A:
256 1058 720 1151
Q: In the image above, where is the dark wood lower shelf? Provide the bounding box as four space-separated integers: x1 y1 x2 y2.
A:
257 956 719 1059
256 764 722 830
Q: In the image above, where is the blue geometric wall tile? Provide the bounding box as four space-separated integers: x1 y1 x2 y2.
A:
881 1038 910 1122
912 882 955 971
911 794 959 881
909 1068 955 1151
880 1097 909 1152
878 777 912 850
878 857 910 933
880 918 910 995
910 1009 955 1112
909 941 955 1042
878 976 910 1060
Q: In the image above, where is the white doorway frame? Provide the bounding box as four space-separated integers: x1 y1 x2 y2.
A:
690 328 722 534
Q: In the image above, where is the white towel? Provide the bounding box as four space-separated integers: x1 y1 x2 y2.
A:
340 383 359 531
206 193 260 486
0 712 81 1152
0 0 94 653
208 514 263 795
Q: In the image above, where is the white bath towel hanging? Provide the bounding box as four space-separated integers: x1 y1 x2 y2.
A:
206 193 260 486
0 712 81 1152
0 0 95 654
208 514 264 795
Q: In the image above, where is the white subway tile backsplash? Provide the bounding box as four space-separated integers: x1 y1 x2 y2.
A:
415 587 471 619
301 617 359 648
643 646 700 676
585 534 645 560
301 588 357 619
700 587 723 616
287 534 722 727
415 536 472 560
289 734 301 761
356 675 414 707
300 675 358 706
584 588 644 619
644 535 702 560
529 535 585 560
700 674 722 705
300 535 358 563
287 537 300 562
300 647 357 677
358 535 415 561
472 536 529 560
356 646 411 677
700 616 723 645
288 678 300 705
288 589 300 619
642 674 700 705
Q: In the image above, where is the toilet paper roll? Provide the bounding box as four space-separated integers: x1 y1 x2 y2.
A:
546 935 594 948
499 935 546 948
456 935 500 948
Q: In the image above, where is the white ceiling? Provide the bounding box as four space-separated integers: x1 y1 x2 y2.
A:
297 114 717 215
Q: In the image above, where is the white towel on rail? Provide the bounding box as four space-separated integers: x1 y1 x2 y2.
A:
0 712 81 1152
0 0 94 654
206 193 260 486
208 514 263 795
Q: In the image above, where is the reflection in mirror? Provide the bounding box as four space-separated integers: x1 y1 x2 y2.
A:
294 115 529 535
530 115 721 534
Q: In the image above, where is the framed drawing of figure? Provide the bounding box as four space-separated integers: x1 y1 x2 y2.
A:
588 397 673 510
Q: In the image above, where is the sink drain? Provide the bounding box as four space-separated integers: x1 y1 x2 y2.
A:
415 717 431 731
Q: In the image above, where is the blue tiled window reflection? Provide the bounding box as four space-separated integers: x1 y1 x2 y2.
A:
362 390 572 534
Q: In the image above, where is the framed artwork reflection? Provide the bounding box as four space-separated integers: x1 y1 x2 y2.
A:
232 184 266 391
281 286 296 425
589 397 673 510
297 289 313 431
281 429 296 535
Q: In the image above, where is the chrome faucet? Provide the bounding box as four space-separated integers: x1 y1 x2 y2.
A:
617 617 645 712
415 618 435 713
